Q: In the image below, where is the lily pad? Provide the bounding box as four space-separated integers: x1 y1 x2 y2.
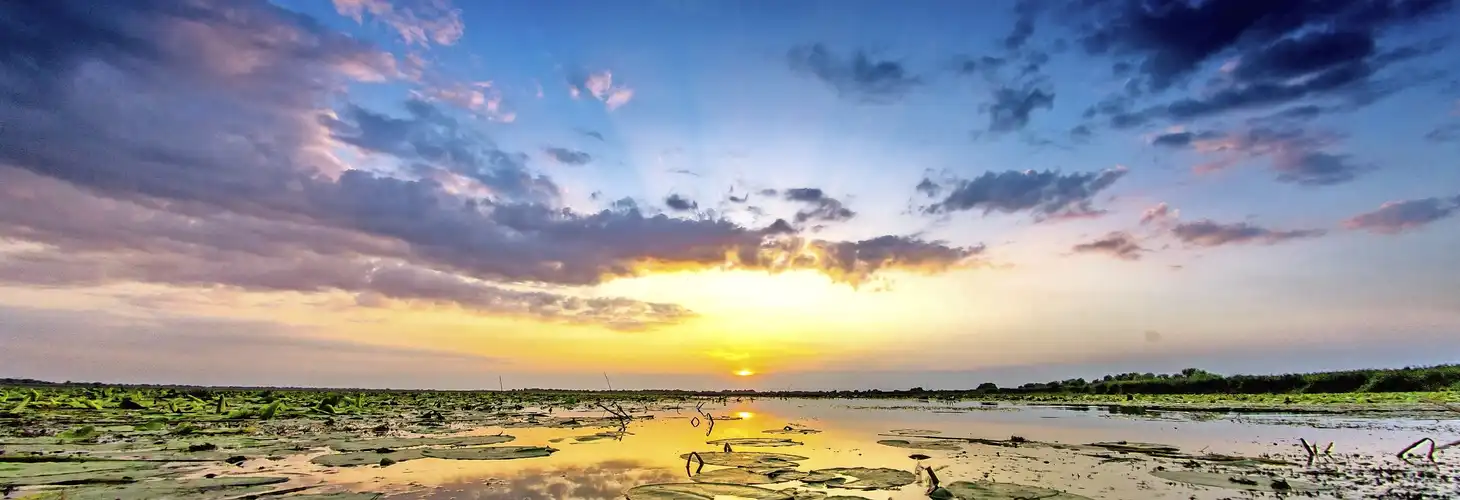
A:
626 482 793 500
776 490 867 500
325 434 514 452
420 446 557 460
691 467 808 485
708 438 803 447
888 429 942 436
1088 441 1180 454
806 467 916 490
0 461 169 486
875 439 961 451
573 431 627 443
679 452 808 468
280 494 385 499
764 426 821 435
44 476 291 500
931 481 1093 500
310 449 427 467
1150 470 1328 493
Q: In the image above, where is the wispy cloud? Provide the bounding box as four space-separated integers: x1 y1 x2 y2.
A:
788 44 922 103
920 167 1128 221
1071 231 1145 260
1343 196 1460 234
1171 220 1326 247
569 70 635 110
333 0 465 47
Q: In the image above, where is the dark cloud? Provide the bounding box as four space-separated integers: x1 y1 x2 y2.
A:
664 194 698 212
669 169 700 177
1004 0 1042 50
1343 196 1460 233
1171 220 1326 247
986 87 1055 132
1072 231 1146 260
1070 124 1093 140
1427 123 1460 142
915 178 942 197
1150 131 1194 147
783 188 827 203
1082 0 1454 127
325 101 560 202
780 188 856 225
1162 127 1370 185
577 128 605 141
0 0 985 322
921 167 1128 220
1081 0 1452 91
543 146 593 165
787 44 922 102
1273 151 1367 185
1233 30 1376 82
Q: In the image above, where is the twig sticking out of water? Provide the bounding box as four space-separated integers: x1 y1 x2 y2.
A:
685 451 704 476
723 443 732 453
1324 442 1334 456
1398 438 1437 462
919 465 941 494
1299 438 1318 460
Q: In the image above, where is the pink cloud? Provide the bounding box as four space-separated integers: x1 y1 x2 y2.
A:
332 0 464 47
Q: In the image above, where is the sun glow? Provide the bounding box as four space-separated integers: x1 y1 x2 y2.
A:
735 369 755 377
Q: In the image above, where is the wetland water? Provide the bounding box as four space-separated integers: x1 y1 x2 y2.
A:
5 398 1458 499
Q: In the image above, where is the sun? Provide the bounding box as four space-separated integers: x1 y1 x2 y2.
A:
734 369 755 377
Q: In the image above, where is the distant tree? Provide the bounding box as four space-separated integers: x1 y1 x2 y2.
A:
975 382 998 392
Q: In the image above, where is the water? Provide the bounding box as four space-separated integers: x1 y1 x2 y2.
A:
240 399 1460 499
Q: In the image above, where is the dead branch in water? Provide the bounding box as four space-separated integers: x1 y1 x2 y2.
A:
919 465 941 494
1398 438 1437 462
685 451 704 476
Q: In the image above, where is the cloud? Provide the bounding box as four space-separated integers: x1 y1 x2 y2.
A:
0 170 690 330
1144 330 1163 343
1081 0 1454 127
986 87 1055 132
325 100 560 201
1427 123 1460 142
1081 0 1451 91
1343 196 1460 234
921 167 1128 220
0 0 986 323
417 80 515 122
0 306 507 388
788 44 922 103
1072 232 1145 261
542 147 593 165
568 70 634 110
578 129 606 141
1171 127 1370 185
664 194 698 212
782 188 857 225
332 0 464 47
1140 202 1178 226
1004 0 1041 50
1171 220 1326 247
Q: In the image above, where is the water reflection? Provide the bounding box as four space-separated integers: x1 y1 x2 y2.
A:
393 460 680 500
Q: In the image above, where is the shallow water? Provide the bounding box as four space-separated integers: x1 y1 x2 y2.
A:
227 398 1460 499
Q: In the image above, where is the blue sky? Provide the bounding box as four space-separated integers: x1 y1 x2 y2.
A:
0 0 1458 389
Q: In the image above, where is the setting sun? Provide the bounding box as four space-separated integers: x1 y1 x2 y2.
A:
735 369 755 377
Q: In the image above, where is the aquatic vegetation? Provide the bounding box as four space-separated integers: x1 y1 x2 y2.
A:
930 481 1093 500
626 482 793 500
1150 469 1328 493
310 449 428 467
803 467 916 490
324 434 515 452
677 452 807 468
706 438 803 447
419 445 557 460
688 467 805 485
875 439 961 451
30 476 291 499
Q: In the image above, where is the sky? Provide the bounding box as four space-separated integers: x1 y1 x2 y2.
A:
1 0 1459 390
